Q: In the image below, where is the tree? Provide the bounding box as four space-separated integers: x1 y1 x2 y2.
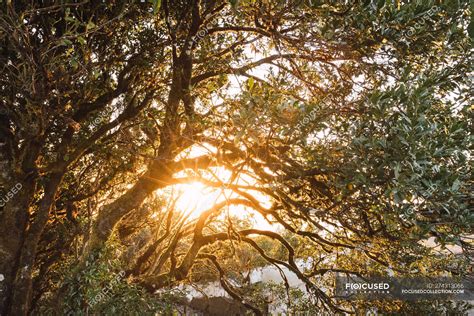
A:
0 0 471 314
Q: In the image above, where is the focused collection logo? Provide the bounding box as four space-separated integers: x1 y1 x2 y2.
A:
335 275 473 300
344 282 390 294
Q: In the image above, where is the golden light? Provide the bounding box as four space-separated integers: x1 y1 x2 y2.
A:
171 179 277 231
174 181 221 217
166 144 280 230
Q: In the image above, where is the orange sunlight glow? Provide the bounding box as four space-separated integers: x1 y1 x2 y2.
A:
154 143 280 231
174 181 220 216
171 178 277 231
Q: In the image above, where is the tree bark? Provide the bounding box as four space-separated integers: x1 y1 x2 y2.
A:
0 185 34 315
0 141 38 315
6 173 63 315
83 160 174 258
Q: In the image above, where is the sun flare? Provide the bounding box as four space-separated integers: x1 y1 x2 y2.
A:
169 177 276 231
174 181 221 216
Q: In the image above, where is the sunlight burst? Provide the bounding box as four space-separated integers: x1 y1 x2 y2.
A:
174 182 221 217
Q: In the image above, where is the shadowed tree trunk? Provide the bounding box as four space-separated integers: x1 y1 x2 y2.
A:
8 174 63 315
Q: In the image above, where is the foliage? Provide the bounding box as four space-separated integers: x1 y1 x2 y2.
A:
0 0 471 315
37 237 182 315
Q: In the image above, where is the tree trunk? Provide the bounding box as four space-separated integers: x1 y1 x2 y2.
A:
0 143 37 315
83 165 170 257
4 174 62 315
0 188 33 315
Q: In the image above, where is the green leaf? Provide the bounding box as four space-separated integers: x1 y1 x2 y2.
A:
86 21 96 30
61 39 73 46
77 36 87 45
451 179 460 191
70 58 78 70
247 77 254 91
153 0 162 13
